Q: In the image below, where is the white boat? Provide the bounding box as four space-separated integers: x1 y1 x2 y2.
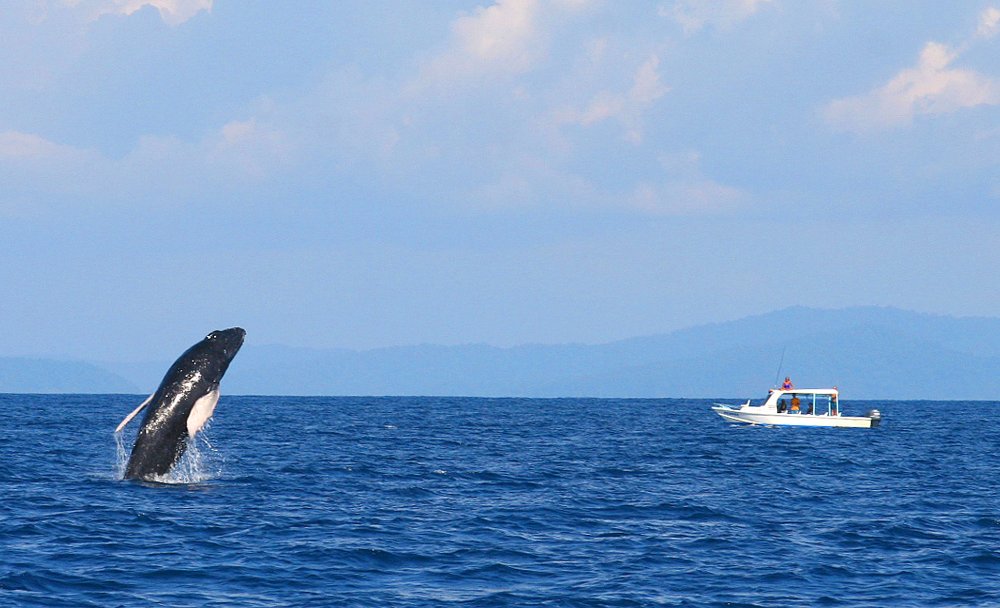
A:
711 388 881 428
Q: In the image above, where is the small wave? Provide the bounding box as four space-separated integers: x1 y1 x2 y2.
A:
10 395 1000 607
962 551 1000 567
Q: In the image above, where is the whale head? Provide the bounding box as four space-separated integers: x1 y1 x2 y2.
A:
204 327 246 360
173 327 245 382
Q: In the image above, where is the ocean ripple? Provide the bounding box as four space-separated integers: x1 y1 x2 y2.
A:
2 395 1000 606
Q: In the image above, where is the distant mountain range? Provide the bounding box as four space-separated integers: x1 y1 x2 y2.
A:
4 306 1000 399
0 358 136 394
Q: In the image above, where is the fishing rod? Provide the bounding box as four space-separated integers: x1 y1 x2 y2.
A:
773 346 786 388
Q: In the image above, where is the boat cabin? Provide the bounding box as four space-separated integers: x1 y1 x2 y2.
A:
711 386 878 427
761 388 840 416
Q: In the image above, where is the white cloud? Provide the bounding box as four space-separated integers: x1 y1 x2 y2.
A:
0 117 293 214
977 6 1000 39
452 0 536 67
0 131 74 160
467 158 598 212
825 41 1000 132
468 148 745 217
660 0 773 34
825 8 1000 132
415 0 543 89
0 131 116 209
626 151 745 215
308 5 677 216
552 0 596 10
631 179 744 215
630 54 669 105
63 0 212 26
207 118 293 178
0 2 721 221
410 0 600 93
0 131 106 176
554 55 669 144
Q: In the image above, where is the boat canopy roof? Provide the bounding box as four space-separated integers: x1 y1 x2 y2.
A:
769 388 838 397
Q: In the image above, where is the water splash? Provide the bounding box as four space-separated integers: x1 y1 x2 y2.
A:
154 430 224 484
113 427 223 484
114 430 130 479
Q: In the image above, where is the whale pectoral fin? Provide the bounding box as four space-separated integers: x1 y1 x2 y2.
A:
115 393 154 433
187 388 221 438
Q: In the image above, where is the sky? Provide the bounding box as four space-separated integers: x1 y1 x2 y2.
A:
2 0 1000 361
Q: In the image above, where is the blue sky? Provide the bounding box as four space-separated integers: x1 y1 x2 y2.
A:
2 0 999 360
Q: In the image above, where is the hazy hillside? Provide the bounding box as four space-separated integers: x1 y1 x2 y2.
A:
0 358 138 394
4 307 1000 399
218 306 1000 399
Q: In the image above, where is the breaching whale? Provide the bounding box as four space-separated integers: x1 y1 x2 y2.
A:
115 327 245 481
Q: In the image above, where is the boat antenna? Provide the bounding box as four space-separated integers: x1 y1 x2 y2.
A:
773 346 786 388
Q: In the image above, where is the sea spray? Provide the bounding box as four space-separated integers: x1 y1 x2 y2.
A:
157 429 224 484
114 430 130 479
114 426 223 484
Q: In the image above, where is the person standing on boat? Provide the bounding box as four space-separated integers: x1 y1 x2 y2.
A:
782 376 794 390
831 389 839 416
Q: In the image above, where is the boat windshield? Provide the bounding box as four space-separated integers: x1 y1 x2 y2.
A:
771 391 840 415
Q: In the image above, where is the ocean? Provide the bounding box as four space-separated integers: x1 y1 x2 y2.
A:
1 394 998 607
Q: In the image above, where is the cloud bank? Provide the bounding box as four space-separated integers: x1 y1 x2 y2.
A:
66 0 212 25
825 7 1000 132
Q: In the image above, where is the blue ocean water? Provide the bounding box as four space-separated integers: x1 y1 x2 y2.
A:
2 395 999 607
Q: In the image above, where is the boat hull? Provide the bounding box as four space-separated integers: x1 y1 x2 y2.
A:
711 405 879 428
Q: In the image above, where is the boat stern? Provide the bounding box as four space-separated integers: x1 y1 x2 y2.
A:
867 409 882 428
